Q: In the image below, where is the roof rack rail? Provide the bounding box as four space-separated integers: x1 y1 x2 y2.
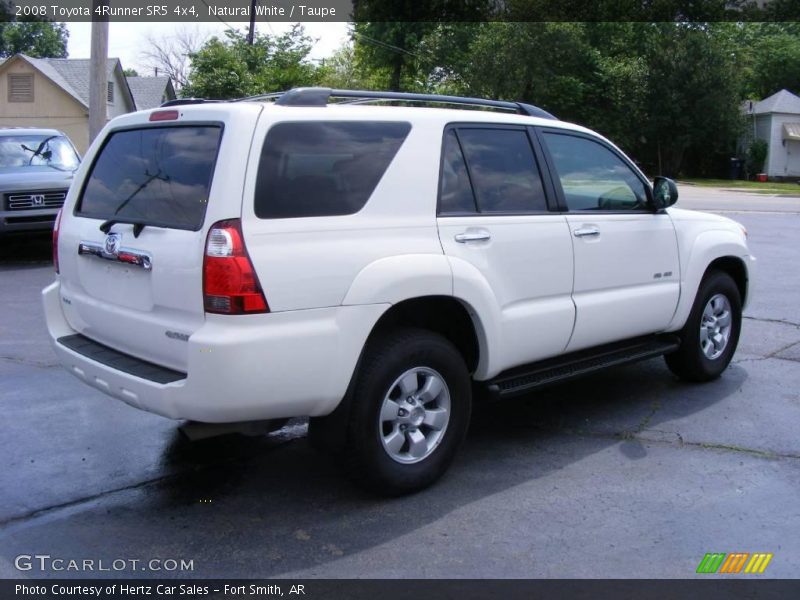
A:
160 98 223 107
262 87 557 120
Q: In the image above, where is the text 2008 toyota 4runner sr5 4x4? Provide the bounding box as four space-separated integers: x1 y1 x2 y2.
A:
43 88 755 494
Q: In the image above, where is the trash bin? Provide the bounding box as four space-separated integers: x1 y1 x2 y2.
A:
729 157 744 180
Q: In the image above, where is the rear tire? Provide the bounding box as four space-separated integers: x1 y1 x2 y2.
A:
342 328 471 495
665 270 742 382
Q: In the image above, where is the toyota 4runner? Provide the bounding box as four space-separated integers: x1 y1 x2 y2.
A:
43 88 755 494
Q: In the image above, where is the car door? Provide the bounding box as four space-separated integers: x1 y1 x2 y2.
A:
437 124 575 374
537 129 680 352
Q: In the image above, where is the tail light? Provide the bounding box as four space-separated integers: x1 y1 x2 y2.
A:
203 219 269 314
53 208 62 274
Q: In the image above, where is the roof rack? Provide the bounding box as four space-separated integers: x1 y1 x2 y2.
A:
240 87 557 120
160 98 223 107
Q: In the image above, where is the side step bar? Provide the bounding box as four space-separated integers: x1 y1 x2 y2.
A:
485 335 681 399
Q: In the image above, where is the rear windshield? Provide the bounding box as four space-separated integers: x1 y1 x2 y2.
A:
77 125 222 231
254 121 411 219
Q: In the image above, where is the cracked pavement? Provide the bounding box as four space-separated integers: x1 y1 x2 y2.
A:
1 190 799 579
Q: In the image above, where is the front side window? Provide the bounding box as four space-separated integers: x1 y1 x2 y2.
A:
542 133 648 211
77 125 222 231
255 121 411 219
456 128 547 213
0 135 79 171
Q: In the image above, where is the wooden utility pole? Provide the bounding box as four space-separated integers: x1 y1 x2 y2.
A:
89 1 109 144
247 0 257 44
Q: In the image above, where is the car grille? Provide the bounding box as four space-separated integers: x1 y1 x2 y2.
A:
6 190 67 210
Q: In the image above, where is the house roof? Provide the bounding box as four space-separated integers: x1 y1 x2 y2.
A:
2 54 135 111
752 89 800 115
126 76 174 110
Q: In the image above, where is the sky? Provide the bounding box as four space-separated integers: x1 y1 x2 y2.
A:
65 22 351 75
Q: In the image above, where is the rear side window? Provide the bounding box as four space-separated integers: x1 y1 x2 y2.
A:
254 121 411 219
439 129 477 214
457 128 547 213
77 125 222 231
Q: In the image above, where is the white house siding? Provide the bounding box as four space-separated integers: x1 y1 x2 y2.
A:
768 113 800 177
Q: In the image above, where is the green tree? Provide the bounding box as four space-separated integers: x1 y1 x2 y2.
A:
640 24 743 176
440 23 597 112
1 22 69 59
317 42 385 90
181 25 319 99
122 68 139 77
352 1 491 91
750 32 800 98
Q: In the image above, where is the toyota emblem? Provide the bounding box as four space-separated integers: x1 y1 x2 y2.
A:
104 232 121 256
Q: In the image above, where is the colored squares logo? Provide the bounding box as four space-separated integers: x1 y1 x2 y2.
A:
697 553 773 574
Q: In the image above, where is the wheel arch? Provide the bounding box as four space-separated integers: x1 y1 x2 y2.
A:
706 255 748 305
309 295 485 452
666 229 751 332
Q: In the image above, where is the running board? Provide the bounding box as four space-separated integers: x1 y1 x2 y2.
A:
485 335 680 399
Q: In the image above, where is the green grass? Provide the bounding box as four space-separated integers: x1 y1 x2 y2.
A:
680 178 800 195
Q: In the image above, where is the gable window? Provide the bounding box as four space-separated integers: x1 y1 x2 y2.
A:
8 74 34 102
107 81 114 103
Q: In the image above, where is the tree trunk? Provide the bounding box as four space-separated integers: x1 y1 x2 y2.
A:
390 57 402 91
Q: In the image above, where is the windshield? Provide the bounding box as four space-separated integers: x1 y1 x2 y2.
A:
0 134 80 171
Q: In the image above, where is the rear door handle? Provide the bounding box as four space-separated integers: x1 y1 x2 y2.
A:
455 231 491 243
573 227 600 238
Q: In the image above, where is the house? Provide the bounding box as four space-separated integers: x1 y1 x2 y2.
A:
743 89 800 179
127 76 176 110
0 54 175 154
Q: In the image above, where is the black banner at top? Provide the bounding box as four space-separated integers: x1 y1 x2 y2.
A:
2 0 800 22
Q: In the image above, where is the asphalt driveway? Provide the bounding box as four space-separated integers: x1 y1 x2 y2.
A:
1 187 798 579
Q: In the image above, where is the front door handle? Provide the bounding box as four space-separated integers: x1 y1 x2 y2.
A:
573 227 600 238
455 231 491 243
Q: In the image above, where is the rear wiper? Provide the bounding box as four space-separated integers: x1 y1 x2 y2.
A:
99 219 146 238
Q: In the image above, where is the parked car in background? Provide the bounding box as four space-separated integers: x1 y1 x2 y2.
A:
0 128 80 235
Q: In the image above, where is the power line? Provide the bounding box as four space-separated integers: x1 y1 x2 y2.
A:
199 0 235 31
352 31 423 59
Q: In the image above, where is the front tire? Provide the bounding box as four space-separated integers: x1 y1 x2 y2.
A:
665 270 742 382
343 328 472 495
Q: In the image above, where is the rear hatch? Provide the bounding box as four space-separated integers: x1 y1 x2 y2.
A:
57 104 262 372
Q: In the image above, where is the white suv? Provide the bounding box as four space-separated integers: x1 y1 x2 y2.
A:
43 88 755 494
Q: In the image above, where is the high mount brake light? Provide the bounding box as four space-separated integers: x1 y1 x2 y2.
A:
203 219 269 314
149 110 179 122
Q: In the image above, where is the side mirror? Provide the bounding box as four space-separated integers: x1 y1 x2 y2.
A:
652 177 678 210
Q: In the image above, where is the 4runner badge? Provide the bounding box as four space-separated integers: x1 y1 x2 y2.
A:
104 232 121 256
165 331 190 342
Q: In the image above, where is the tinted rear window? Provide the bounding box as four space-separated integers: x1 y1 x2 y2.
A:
254 121 411 219
457 128 546 213
77 125 222 231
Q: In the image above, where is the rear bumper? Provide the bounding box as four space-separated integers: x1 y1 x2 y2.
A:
43 281 387 422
